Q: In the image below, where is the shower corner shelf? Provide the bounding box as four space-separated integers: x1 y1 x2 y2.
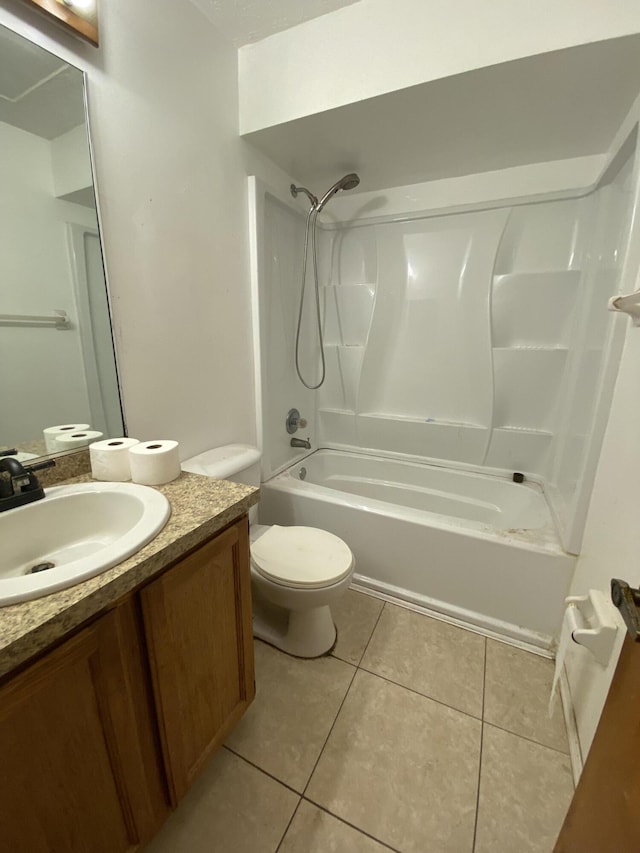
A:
493 426 553 436
492 268 582 282
323 282 376 289
492 345 569 352
318 408 357 422
358 412 487 429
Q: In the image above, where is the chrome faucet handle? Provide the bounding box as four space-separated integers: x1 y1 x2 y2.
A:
286 408 307 433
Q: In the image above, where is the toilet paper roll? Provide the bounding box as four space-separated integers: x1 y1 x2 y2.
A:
56 430 103 450
549 604 584 716
129 440 181 486
43 424 90 453
90 437 140 482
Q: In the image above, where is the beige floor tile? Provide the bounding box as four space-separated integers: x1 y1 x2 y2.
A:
484 639 569 752
307 669 481 852
145 748 298 853
360 603 485 717
475 724 574 853
331 589 384 666
225 640 355 792
279 800 390 852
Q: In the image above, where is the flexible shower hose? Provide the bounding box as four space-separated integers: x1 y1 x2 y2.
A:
294 205 326 389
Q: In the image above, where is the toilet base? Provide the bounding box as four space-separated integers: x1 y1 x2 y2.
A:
252 596 337 658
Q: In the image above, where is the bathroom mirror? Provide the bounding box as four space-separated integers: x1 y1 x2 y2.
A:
0 23 124 459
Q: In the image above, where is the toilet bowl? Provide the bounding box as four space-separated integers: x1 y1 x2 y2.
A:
182 445 354 658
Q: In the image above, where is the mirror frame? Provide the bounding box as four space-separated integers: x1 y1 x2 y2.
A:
21 0 99 47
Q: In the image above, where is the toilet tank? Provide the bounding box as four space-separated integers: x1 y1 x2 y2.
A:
181 444 262 487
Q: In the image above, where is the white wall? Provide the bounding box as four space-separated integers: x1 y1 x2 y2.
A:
239 0 640 134
0 0 255 458
0 121 91 444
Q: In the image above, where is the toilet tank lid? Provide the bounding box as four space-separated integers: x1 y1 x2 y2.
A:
182 444 261 479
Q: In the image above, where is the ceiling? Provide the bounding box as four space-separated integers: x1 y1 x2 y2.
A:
0 26 85 139
243 35 640 194
189 0 361 46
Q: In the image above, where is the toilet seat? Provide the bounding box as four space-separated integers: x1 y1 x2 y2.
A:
251 525 354 589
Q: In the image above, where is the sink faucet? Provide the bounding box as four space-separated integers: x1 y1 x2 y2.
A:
290 437 311 450
0 457 55 512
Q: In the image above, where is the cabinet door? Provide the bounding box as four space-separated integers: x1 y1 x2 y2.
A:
0 600 167 853
141 517 255 803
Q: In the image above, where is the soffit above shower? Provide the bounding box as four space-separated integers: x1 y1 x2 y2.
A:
188 0 361 46
242 35 640 194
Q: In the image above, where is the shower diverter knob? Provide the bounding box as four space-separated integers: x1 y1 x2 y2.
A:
286 408 306 433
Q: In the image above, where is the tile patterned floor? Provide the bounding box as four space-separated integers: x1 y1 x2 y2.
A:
146 590 574 853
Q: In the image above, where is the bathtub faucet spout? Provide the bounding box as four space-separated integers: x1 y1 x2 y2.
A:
290 437 311 450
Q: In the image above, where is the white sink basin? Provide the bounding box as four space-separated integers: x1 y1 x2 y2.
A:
1 482 171 606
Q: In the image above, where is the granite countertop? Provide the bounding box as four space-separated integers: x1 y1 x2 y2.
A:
0 472 259 680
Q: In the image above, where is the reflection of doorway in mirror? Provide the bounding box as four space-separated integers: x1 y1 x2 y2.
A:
22 0 99 46
67 223 123 439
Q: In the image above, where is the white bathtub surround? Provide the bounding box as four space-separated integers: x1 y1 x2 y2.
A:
249 138 640 656
251 129 640 560
260 450 575 646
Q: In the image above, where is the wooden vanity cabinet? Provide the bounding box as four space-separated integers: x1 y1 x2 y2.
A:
0 598 167 853
0 515 254 852
141 516 255 803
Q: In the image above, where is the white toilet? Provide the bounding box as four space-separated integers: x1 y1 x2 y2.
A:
182 444 354 658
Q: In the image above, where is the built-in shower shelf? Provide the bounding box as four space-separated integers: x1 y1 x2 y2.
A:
323 283 375 347
492 346 569 352
359 412 487 429
323 283 377 289
317 408 357 446
484 427 554 471
316 344 365 412
494 426 553 436
493 270 582 284
493 346 566 433
491 270 579 349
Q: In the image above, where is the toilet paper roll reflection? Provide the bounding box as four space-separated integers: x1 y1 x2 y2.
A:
56 430 103 450
43 423 90 452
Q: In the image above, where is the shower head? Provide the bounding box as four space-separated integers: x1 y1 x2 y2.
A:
316 173 360 212
290 184 318 207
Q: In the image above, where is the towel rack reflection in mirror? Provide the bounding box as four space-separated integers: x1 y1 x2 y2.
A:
0 310 71 329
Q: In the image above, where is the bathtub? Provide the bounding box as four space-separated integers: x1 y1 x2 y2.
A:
258 449 576 647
